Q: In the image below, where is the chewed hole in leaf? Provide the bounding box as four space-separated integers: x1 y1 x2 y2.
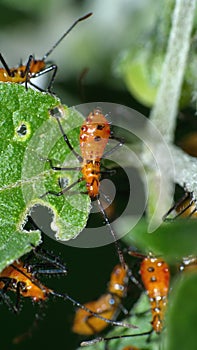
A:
15 121 30 141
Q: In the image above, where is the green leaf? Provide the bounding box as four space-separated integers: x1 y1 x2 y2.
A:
165 272 197 350
78 294 161 350
116 47 196 109
115 0 197 109
0 83 90 271
122 218 197 263
117 51 163 107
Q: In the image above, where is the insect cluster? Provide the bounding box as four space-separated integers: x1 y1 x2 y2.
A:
0 10 197 350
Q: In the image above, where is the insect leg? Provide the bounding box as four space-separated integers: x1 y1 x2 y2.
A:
162 191 193 220
22 55 34 90
50 291 137 330
41 157 81 171
0 53 12 76
49 107 83 162
40 177 84 198
103 135 124 158
0 277 20 313
24 246 67 276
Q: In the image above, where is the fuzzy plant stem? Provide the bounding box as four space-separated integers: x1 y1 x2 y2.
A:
149 0 196 143
144 0 196 229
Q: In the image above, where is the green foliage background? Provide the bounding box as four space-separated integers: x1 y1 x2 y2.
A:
0 1 197 350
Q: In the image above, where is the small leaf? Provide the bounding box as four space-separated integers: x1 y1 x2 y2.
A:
165 272 197 350
0 83 90 271
122 218 197 262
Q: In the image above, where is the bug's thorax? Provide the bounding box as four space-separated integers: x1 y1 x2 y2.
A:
29 59 46 74
0 59 46 82
108 264 129 298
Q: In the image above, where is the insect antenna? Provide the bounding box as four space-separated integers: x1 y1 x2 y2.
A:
50 290 137 330
80 331 152 347
96 196 126 269
42 13 92 61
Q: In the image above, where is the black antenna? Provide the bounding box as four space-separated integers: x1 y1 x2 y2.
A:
80 331 152 347
50 291 137 330
97 197 126 269
42 12 93 60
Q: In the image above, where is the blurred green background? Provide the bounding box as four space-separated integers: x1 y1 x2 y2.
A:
0 1 149 349
1 0 197 349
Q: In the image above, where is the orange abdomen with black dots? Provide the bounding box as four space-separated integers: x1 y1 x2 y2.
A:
140 256 170 333
80 108 111 198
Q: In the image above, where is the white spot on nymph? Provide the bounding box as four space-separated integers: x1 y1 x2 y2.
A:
114 283 124 291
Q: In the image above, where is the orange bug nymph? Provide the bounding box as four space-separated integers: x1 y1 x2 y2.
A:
0 245 67 312
0 13 92 92
127 250 170 334
0 260 51 305
41 106 125 267
139 254 170 334
72 264 131 335
0 245 136 339
80 109 111 198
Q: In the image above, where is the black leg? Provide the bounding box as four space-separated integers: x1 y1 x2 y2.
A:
103 135 124 158
24 245 67 276
49 107 83 163
0 53 12 76
162 191 193 221
23 55 34 90
40 177 84 198
41 157 81 171
0 277 20 313
100 169 116 176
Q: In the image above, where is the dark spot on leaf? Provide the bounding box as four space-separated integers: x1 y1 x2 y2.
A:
17 123 27 136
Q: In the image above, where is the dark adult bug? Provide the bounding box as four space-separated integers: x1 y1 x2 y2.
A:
40 105 125 267
0 13 92 92
162 188 197 220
